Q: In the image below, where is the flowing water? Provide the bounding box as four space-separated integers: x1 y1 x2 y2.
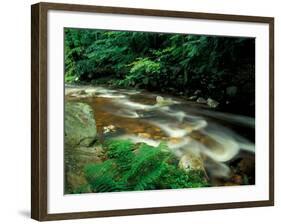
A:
66 85 255 186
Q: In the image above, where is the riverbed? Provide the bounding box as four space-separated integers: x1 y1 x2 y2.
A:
65 85 255 187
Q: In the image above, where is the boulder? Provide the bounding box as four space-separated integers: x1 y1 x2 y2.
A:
194 89 202 96
188 96 197 100
196 97 207 104
71 145 104 167
179 151 205 171
156 96 174 106
65 102 97 147
207 98 219 108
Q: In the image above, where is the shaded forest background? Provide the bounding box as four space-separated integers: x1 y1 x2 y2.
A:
65 28 255 116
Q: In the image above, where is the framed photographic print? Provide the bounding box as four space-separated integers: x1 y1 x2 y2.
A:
31 2 274 221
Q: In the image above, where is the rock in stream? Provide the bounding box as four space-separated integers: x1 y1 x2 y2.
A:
65 102 97 147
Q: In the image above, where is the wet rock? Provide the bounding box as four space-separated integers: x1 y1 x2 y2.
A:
64 142 105 193
207 98 219 108
179 151 205 171
196 97 207 104
168 87 176 92
85 89 96 97
67 89 89 98
103 125 116 134
77 90 87 95
156 96 174 106
194 90 202 96
66 88 98 98
74 146 104 165
168 137 183 144
156 96 164 103
65 102 97 147
65 88 76 96
154 135 163 140
138 133 151 138
188 96 197 100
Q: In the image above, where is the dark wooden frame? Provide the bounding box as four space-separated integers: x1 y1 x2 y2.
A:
31 2 274 221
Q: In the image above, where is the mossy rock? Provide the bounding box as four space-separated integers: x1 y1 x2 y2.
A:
65 102 97 147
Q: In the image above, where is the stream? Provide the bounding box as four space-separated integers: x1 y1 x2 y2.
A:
65 85 255 186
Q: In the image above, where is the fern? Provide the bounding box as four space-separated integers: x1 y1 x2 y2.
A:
106 140 134 173
84 160 125 192
124 143 168 190
83 140 209 193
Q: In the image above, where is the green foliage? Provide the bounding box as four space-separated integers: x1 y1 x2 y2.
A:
84 140 208 193
124 143 169 190
157 166 208 189
120 58 161 87
106 140 134 173
65 28 255 115
84 160 125 192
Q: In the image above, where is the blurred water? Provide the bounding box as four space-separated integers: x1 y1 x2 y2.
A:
66 85 255 182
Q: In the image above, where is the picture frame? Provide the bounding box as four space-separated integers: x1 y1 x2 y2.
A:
31 2 274 221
